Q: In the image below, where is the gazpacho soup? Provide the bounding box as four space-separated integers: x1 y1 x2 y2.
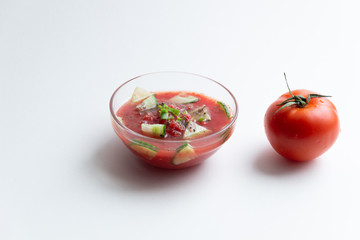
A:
114 87 234 168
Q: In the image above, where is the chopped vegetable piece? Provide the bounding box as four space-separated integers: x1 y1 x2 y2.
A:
159 104 180 116
131 87 152 103
217 101 231 119
130 139 158 160
141 123 166 137
184 121 211 139
158 103 181 121
136 94 158 111
160 109 169 119
190 105 211 122
169 94 200 104
172 143 196 165
168 107 180 116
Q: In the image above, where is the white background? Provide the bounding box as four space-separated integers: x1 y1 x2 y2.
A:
1 0 359 239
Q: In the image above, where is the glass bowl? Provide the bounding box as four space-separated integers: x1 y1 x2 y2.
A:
110 72 238 169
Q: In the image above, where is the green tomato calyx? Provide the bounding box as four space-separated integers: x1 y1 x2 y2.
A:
274 73 331 115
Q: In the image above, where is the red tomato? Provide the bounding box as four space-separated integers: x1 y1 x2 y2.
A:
264 89 340 161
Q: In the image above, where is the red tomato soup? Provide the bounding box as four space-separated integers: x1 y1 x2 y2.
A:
114 89 233 169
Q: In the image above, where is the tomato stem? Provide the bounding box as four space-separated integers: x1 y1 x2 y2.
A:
274 73 332 115
284 73 294 98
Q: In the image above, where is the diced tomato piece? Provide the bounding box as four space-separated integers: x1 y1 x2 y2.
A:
166 120 185 136
142 111 159 123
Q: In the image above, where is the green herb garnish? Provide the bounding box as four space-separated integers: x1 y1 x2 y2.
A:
168 108 179 116
158 104 180 119
160 109 169 119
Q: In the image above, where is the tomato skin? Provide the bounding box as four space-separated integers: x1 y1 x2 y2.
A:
264 89 340 161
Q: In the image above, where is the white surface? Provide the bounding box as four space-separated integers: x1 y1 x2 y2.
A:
1 0 359 239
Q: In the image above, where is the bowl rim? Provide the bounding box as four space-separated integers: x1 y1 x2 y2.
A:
109 71 238 144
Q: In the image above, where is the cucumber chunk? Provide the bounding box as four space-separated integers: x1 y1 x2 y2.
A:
217 101 231 119
184 121 211 139
136 94 158 111
190 105 211 122
131 87 152 104
172 143 196 165
141 123 166 138
130 139 158 160
169 94 199 104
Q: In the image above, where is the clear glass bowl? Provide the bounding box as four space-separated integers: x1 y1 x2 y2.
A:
110 72 238 169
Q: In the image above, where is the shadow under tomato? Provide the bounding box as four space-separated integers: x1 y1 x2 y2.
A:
253 147 316 176
92 136 203 190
